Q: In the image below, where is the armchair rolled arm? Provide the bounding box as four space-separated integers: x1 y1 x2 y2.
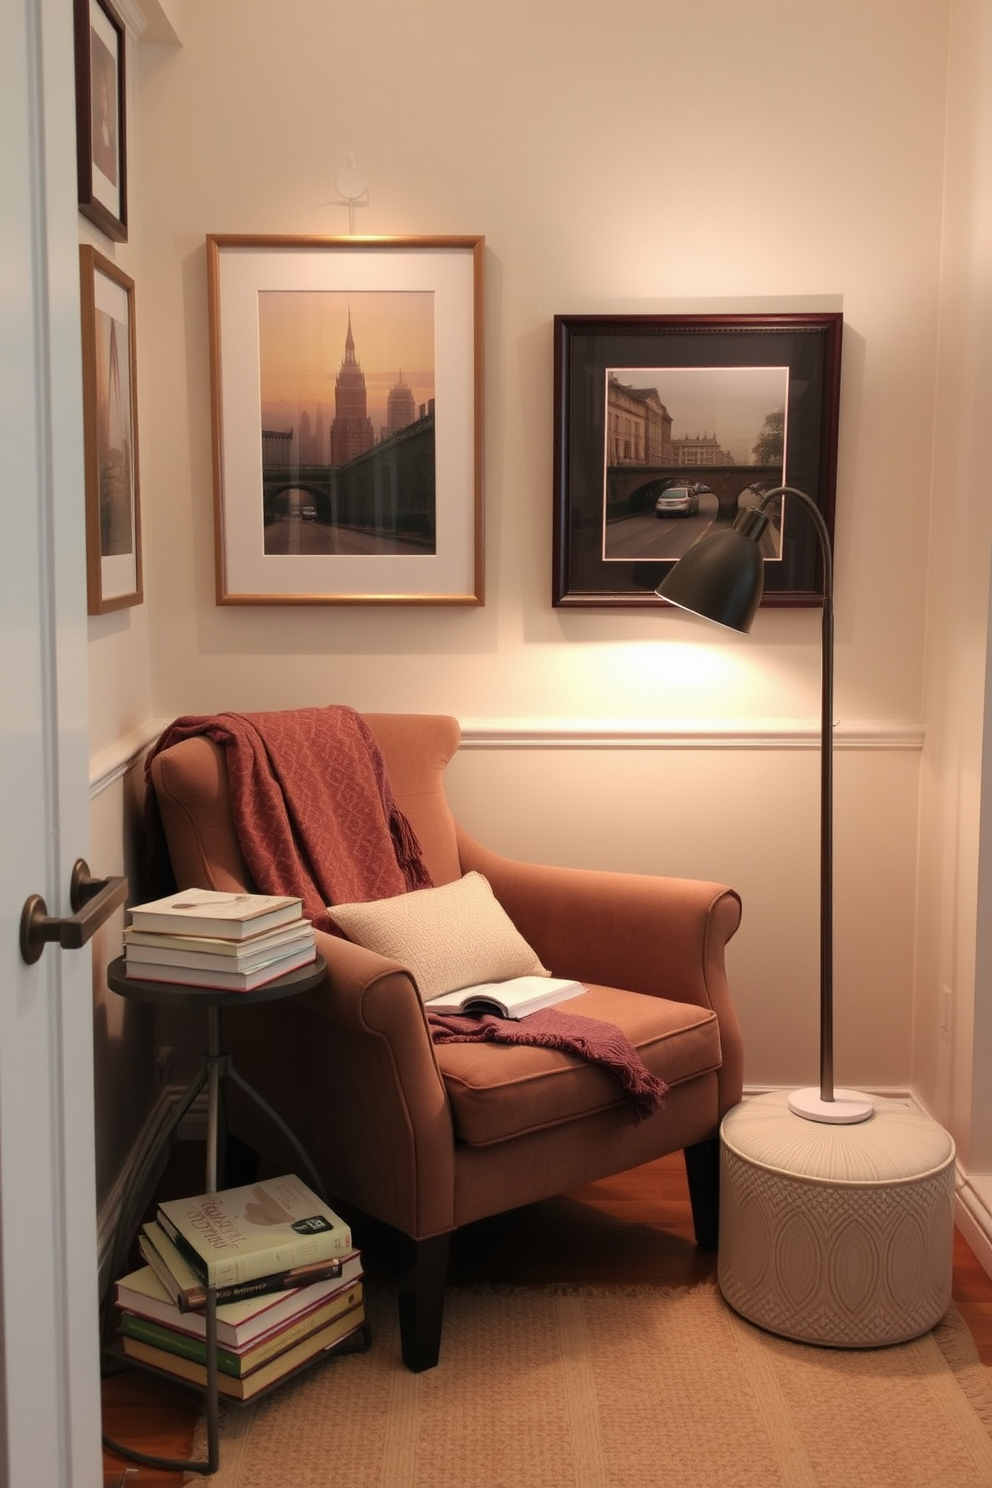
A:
301 928 457 1236
458 832 740 1004
458 830 744 1113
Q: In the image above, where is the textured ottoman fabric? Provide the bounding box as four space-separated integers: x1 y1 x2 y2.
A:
718 1090 956 1347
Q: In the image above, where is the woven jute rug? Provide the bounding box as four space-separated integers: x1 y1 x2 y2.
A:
188 1282 992 1487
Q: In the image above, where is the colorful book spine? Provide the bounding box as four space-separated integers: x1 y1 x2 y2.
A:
121 1305 367 1400
119 1281 363 1377
139 1222 351 1311
156 1175 353 1287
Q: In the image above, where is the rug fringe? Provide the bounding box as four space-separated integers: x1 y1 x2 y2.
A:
933 1305 992 1433
450 1280 713 1299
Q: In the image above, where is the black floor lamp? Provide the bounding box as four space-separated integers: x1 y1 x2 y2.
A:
657 485 873 1125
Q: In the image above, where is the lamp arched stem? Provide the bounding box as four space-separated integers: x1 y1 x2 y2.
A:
756 487 834 1103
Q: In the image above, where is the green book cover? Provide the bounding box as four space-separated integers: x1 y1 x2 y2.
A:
119 1280 363 1376
121 1304 367 1400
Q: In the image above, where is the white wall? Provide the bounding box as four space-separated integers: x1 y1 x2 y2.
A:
90 0 980 1160
84 0 158 1206
916 0 992 1176
136 0 944 727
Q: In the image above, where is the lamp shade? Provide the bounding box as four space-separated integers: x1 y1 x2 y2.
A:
655 508 769 632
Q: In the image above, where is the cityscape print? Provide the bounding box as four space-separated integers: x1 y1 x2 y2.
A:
257 290 437 556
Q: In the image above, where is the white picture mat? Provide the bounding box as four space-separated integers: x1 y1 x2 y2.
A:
93 263 137 601
213 242 479 601
88 0 120 219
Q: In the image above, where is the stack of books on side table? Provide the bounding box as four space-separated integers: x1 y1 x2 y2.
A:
116 1174 367 1400
123 889 317 991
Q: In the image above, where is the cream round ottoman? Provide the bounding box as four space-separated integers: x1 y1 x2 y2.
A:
718 1090 956 1347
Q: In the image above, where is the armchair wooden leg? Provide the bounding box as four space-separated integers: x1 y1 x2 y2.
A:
684 1137 720 1251
396 1232 451 1372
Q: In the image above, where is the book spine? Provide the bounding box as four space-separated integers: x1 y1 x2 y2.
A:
137 1233 203 1313
157 1208 352 1286
120 1282 363 1377
152 1215 350 1293
122 936 314 971
124 946 316 990
120 1313 244 1375
122 1305 366 1400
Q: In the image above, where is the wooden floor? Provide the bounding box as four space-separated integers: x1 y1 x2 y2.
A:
101 1144 992 1486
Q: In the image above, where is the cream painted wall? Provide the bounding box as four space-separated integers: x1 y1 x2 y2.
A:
915 0 992 1179
83 2 159 1207
84 2 154 762
446 741 921 1093
89 0 982 1186
134 0 943 731
122 0 947 1098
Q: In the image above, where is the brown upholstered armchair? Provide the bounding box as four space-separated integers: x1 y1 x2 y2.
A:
147 712 743 1371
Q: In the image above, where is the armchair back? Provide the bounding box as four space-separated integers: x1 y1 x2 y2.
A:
148 712 464 897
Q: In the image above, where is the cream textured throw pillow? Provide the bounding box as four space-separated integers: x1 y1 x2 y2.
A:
328 871 550 1000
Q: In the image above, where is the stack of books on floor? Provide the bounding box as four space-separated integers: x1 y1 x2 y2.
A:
123 889 317 991
115 1174 366 1401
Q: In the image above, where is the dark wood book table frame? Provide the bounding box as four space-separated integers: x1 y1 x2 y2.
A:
101 953 369 1476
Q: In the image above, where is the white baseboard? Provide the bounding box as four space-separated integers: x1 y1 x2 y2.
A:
954 1178 992 1280
100 1082 992 1295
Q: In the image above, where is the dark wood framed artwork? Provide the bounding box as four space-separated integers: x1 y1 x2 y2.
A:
79 245 142 613
552 312 843 608
206 234 485 605
74 0 128 242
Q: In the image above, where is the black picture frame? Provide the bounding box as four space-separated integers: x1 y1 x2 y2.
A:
552 312 843 608
74 0 128 243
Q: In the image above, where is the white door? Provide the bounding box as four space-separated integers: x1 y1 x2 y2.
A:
1 1 102 1483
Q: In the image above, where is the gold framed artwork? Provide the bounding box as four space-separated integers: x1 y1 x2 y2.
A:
79 245 142 614
205 234 485 605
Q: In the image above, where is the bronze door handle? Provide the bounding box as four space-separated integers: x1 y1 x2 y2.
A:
20 859 129 964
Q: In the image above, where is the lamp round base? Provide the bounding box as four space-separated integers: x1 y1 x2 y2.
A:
788 1087 874 1124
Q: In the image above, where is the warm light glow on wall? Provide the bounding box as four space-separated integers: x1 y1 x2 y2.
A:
609 637 780 723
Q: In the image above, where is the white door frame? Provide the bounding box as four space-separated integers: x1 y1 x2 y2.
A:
1 1 103 1481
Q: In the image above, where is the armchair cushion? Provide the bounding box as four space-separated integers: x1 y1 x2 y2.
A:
328 871 549 1000
434 984 722 1145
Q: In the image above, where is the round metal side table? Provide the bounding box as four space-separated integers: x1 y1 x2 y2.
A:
103 952 329 1476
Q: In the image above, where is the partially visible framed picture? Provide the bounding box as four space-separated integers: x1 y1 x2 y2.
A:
79 245 142 614
553 312 843 608
74 0 128 242
206 234 485 605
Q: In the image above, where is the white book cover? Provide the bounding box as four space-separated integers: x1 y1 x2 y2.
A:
115 1259 364 1350
127 889 303 940
123 919 314 961
123 942 317 990
427 975 585 1019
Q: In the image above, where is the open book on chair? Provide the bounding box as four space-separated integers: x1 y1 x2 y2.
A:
426 976 584 1019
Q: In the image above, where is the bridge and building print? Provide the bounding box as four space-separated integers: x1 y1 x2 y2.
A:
605 372 783 527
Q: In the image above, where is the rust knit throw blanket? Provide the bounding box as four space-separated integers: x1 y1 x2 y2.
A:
427 1009 668 1124
144 706 432 933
